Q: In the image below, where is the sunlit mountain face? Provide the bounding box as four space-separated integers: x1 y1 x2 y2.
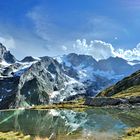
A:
0 0 140 140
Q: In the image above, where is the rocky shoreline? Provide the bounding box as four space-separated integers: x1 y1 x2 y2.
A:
26 96 140 110
84 96 140 107
0 95 140 111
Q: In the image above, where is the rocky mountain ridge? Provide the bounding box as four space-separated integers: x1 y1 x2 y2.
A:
0 45 85 109
56 53 140 95
0 43 140 109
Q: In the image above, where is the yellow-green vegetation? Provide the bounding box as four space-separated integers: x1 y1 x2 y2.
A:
122 127 140 140
31 98 88 110
98 85 114 97
113 85 140 98
0 131 50 140
0 131 31 140
98 70 140 98
54 131 118 140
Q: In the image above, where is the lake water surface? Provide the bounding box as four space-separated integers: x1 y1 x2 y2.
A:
0 107 140 140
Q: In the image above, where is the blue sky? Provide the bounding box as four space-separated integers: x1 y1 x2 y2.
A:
0 0 140 60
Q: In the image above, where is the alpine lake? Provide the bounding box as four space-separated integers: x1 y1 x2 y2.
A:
0 107 140 140
0 108 140 140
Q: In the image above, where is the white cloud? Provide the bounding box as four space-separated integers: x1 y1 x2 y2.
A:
72 39 115 60
0 36 16 50
115 44 140 61
26 6 129 58
64 39 140 61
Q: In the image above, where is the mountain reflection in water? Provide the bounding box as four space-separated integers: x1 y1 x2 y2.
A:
0 108 140 140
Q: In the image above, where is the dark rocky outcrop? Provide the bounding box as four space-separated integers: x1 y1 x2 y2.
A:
84 97 122 106
0 77 19 109
21 56 38 62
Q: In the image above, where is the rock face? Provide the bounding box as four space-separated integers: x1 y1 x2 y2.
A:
0 77 19 109
15 58 61 107
0 55 85 109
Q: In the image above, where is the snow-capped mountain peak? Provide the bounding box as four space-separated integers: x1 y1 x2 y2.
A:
1 43 140 109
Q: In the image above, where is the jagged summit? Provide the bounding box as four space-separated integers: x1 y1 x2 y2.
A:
21 56 40 62
98 56 132 75
62 53 98 67
0 43 16 63
56 53 140 96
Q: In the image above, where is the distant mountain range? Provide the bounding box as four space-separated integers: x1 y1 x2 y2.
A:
0 43 140 109
56 53 140 95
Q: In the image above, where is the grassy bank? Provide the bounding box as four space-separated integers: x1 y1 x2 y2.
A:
0 131 31 140
122 127 140 140
30 99 89 110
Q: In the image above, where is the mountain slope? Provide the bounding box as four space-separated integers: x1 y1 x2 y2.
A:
98 70 140 98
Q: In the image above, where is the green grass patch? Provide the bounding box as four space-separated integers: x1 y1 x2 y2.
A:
113 85 140 98
30 99 88 110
